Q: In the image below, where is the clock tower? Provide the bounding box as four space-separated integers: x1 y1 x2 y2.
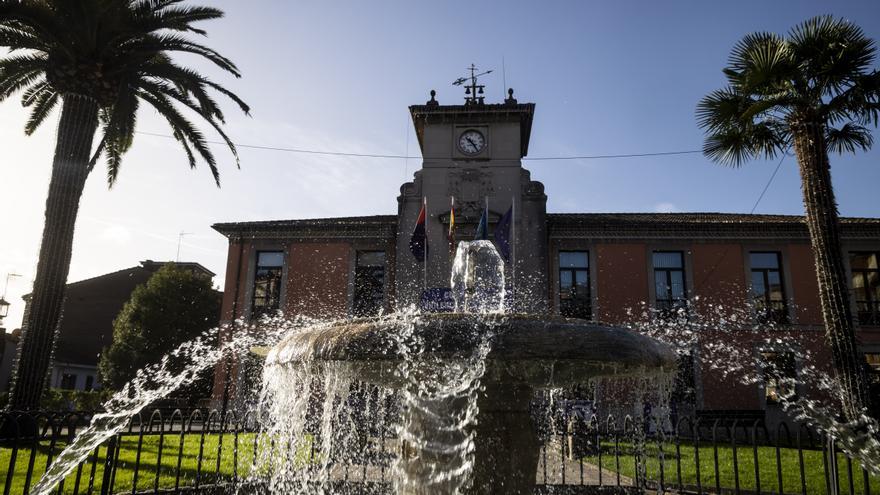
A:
396 85 548 313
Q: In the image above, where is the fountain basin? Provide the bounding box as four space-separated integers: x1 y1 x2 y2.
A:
264 313 676 494
266 313 676 387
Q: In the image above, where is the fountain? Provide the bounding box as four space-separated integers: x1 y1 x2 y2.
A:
28 241 880 495
263 241 677 494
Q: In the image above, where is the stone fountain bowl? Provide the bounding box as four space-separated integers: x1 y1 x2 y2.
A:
263 313 677 494
265 313 677 388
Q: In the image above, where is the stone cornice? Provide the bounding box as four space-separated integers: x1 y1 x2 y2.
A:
547 213 880 241
212 216 397 241
409 102 535 157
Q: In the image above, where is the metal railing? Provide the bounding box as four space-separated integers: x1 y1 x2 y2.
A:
0 409 876 494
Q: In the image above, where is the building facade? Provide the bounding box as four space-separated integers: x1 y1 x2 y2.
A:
18 260 215 392
211 91 880 419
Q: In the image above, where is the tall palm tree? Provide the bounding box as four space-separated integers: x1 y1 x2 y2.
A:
698 15 879 420
0 0 248 411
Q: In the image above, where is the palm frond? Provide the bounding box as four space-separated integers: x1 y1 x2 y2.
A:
702 119 787 167
0 68 44 102
127 33 240 77
826 123 874 154
696 88 755 132
134 5 224 35
137 86 221 185
101 87 140 186
20 78 48 105
141 59 249 116
141 78 239 168
24 85 58 134
0 25 48 51
2 0 246 187
824 71 880 126
789 15 875 95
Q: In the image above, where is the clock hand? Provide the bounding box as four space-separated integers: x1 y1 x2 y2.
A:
466 137 478 150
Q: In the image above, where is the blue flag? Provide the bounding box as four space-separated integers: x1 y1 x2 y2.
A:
474 204 489 240
494 205 512 260
409 203 427 261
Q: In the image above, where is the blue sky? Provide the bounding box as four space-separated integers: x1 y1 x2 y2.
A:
1 0 879 329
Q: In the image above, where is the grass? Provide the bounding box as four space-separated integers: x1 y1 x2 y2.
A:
4 433 878 495
583 440 880 495
0 432 317 495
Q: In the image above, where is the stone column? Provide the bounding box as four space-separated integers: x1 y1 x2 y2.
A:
468 382 539 494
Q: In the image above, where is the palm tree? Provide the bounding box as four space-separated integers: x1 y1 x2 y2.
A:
0 0 248 411
698 15 879 420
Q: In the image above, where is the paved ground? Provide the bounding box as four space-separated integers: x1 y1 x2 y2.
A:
320 437 634 488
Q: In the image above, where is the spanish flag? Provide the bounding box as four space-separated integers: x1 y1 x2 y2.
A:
409 199 427 262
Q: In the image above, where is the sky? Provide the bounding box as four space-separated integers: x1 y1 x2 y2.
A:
2 1 880 330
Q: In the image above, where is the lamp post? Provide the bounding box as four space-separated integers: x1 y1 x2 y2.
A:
0 297 9 324
1 273 21 328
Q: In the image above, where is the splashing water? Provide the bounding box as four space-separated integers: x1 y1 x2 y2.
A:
36 240 879 495
451 240 506 313
626 297 880 476
254 241 508 493
28 316 308 495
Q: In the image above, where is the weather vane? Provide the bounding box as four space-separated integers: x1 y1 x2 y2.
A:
453 64 493 105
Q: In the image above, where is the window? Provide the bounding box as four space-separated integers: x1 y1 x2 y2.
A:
671 351 697 405
653 251 687 318
760 351 797 404
84 375 94 391
252 251 284 318
750 252 789 324
558 251 591 320
866 353 880 386
850 253 880 325
60 373 77 390
353 251 386 317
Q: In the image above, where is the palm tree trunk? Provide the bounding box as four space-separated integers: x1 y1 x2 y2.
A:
792 121 871 421
7 95 99 411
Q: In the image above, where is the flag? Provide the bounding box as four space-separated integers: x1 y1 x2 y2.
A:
448 196 456 252
409 201 427 262
474 202 489 240
494 205 513 260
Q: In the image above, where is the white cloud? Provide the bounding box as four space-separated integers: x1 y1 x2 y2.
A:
653 202 679 213
99 224 132 245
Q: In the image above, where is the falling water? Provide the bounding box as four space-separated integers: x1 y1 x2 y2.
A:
450 240 506 313
34 242 877 495
255 240 508 494
27 316 305 495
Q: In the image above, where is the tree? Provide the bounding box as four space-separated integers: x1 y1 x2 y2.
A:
0 0 247 411
697 15 880 420
98 264 220 392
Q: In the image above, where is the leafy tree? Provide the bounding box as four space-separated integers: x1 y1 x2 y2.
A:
0 0 247 410
98 264 220 392
697 16 880 420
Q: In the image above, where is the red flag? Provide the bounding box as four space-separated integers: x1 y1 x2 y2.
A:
409 202 427 262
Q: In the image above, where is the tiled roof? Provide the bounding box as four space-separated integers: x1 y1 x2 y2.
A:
212 212 880 241
548 212 879 224
212 215 398 239
547 212 880 239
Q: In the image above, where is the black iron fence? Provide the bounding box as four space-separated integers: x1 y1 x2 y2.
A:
0 409 876 494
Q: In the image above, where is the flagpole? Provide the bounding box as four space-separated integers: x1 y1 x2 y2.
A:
423 196 428 292
449 195 455 257
511 196 516 311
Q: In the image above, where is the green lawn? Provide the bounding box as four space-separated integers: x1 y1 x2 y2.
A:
584 440 880 495
6 433 878 495
0 432 316 495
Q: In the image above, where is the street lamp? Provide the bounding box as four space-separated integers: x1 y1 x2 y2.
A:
1 273 21 325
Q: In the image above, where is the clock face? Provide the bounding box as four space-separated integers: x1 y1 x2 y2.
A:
458 130 486 155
